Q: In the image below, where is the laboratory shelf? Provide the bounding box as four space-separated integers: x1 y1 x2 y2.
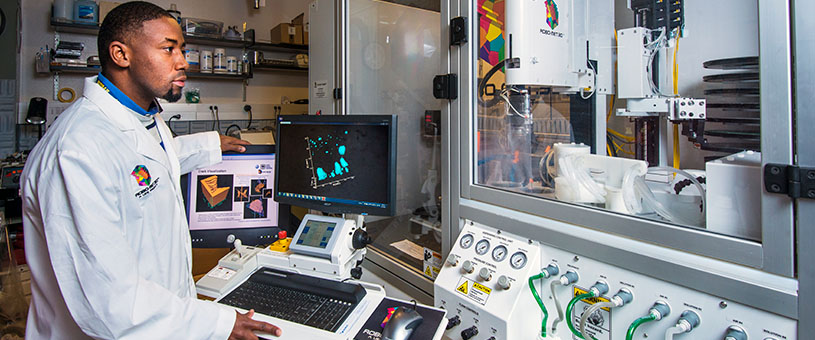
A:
49 66 249 80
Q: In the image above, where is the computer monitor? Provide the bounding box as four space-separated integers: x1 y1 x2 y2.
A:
184 145 287 247
274 114 397 216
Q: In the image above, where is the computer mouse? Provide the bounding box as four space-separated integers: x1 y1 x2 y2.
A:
382 307 424 340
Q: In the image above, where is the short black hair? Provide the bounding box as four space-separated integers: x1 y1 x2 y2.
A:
97 1 174 69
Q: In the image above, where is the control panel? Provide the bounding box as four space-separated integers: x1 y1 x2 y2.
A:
435 220 797 340
434 221 543 340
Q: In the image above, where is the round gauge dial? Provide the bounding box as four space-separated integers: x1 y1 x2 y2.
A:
492 245 508 262
475 239 491 255
459 234 475 249
510 252 528 270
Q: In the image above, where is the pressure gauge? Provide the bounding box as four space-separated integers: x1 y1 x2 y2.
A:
475 239 491 255
459 234 475 249
492 245 508 262
510 252 528 270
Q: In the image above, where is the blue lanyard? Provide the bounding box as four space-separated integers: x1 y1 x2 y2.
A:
97 73 160 116
97 73 165 150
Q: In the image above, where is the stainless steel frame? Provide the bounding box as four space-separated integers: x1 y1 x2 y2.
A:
442 0 800 319
758 0 796 277
793 0 814 333
363 248 434 305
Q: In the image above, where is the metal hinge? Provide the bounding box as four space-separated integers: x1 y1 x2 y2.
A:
433 74 457 100
764 164 815 199
333 88 342 100
450 17 468 46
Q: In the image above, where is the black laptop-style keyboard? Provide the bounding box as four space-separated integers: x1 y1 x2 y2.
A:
219 268 367 332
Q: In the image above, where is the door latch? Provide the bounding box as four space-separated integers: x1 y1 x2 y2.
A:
433 74 457 100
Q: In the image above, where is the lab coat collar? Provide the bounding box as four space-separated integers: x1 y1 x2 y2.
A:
96 73 161 117
83 76 173 174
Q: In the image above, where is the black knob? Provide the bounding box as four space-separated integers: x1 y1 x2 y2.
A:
461 326 478 340
350 266 363 280
352 229 372 249
487 337 496 340
446 315 460 330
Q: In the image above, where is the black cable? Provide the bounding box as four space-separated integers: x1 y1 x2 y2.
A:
224 124 242 137
478 58 518 107
607 135 618 157
167 114 181 137
244 105 253 130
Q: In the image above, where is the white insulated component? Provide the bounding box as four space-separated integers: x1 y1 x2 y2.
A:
504 0 594 90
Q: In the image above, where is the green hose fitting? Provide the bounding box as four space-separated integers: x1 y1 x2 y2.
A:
626 301 671 340
625 314 657 340
565 292 595 339
529 273 549 337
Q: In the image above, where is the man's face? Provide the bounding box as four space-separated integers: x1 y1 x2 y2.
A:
128 17 188 102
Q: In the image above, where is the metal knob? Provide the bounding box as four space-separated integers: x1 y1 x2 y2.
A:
497 275 511 290
462 260 475 274
447 254 459 267
479 267 491 281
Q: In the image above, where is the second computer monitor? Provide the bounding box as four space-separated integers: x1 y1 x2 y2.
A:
274 114 397 216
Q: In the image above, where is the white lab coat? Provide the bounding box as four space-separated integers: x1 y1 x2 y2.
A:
21 76 237 339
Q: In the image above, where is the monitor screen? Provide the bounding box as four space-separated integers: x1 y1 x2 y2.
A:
185 145 285 247
274 114 397 216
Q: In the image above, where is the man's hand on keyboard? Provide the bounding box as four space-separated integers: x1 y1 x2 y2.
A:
229 309 282 340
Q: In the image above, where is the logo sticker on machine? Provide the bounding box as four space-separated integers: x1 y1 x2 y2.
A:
572 287 612 340
456 277 491 305
205 266 237 281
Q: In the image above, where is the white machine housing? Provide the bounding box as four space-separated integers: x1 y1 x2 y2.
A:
435 221 542 340
196 214 367 298
504 0 595 91
616 28 707 120
437 221 797 340
705 151 762 241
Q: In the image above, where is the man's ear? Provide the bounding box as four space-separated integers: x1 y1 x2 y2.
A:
108 41 130 68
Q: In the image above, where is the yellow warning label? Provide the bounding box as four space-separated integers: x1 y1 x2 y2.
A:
425 266 433 276
457 280 470 295
473 282 492 295
574 287 611 311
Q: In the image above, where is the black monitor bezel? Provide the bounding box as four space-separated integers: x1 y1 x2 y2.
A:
274 114 397 216
186 145 290 248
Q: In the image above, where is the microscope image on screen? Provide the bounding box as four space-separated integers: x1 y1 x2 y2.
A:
244 196 268 219
234 186 249 202
305 133 355 189
251 179 267 195
196 175 234 212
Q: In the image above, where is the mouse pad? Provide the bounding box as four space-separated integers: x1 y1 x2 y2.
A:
353 297 446 340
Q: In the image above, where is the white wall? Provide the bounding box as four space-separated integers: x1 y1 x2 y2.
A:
18 0 311 122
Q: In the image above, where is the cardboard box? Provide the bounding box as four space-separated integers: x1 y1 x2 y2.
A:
291 13 305 25
271 23 298 44
99 1 122 22
303 23 309 45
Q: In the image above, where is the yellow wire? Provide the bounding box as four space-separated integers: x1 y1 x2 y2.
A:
606 94 616 122
672 30 681 169
608 128 635 142
607 143 613 156
612 140 635 156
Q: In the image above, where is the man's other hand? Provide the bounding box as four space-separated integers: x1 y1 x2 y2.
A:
220 135 251 153
229 309 282 340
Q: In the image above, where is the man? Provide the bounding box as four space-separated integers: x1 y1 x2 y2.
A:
21 2 281 339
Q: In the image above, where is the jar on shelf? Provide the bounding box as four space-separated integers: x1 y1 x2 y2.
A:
200 50 213 73
213 48 227 74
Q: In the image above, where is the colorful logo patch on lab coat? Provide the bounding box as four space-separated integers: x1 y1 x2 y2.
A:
546 0 559 30
131 165 151 186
